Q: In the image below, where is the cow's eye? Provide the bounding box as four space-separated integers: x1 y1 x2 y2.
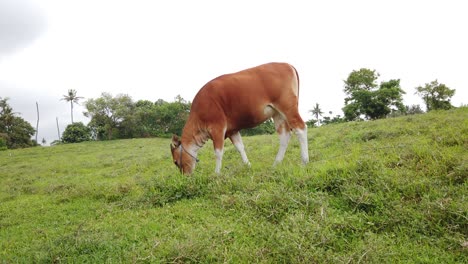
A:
174 160 178 165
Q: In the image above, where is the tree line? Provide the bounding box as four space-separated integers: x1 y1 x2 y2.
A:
0 68 458 149
308 68 456 126
59 93 191 144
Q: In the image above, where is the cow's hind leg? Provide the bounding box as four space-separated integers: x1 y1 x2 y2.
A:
211 127 226 174
287 112 309 165
295 125 309 164
229 132 251 166
274 106 309 165
273 114 292 165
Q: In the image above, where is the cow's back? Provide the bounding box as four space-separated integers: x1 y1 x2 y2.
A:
189 62 298 132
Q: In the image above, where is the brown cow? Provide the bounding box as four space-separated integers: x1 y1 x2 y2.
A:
170 62 309 174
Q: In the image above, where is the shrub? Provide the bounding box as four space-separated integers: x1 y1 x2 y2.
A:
62 122 91 143
243 119 275 136
0 136 7 151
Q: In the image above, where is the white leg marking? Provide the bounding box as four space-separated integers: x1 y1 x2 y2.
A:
214 148 224 173
230 132 251 166
274 131 291 165
294 127 309 164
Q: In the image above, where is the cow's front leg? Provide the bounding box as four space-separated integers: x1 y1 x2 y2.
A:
212 130 226 174
273 114 291 165
214 148 224 173
229 131 251 166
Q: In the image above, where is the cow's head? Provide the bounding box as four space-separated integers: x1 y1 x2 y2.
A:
170 134 196 174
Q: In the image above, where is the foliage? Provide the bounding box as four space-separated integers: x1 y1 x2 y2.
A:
84 93 135 140
1 108 466 262
322 114 345 125
405 104 424 115
306 119 317 128
61 89 84 123
150 96 191 137
243 119 275 136
0 136 6 151
50 140 62 146
388 104 425 118
415 80 456 111
132 99 157 138
61 122 91 143
344 68 379 93
0 97 36 149
343 69 406 121
84 94 192 140
129 96 191 138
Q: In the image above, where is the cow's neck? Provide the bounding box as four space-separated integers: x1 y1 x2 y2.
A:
180 123 209 157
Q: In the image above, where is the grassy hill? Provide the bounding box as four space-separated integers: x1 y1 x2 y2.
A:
1 108 467 263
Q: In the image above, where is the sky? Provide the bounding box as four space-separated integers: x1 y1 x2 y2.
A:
1 0 467 145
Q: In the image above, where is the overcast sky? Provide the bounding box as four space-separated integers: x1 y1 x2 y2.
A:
1 0 467 145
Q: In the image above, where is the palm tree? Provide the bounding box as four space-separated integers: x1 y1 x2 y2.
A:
310 103 324 126
61 89 83 123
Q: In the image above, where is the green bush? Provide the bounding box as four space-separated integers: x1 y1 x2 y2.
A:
62 122 92 143
243 119 275 136
0 136 7 151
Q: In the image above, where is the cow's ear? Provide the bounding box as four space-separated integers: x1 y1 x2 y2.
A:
171 134 181 149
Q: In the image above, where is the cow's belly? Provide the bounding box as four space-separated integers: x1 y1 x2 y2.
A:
226 104 275 132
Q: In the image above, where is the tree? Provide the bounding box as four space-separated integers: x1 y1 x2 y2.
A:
133 100 157 137
306 119 317 128
322 115 345 125
132 97 192 138
84 93 134 140
342 69 406 120
83 94 193 140
344 68 379 93
62 122 91 143
152 96 191 137
0 97 36 149
309 103 324 126
415 80 455 111
406 104 424 115
155 99 167 106
387 104 424 118
372 79 406 117
0 97 15 132
61 89 84 123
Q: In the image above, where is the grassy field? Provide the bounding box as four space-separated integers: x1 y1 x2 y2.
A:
1 108 467 263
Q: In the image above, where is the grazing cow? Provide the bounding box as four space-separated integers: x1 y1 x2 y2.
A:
170 62 309 174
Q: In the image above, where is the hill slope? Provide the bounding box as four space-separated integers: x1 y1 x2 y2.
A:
1 108 467 262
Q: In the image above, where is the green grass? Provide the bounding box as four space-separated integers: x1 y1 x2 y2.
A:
1 108 467 263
